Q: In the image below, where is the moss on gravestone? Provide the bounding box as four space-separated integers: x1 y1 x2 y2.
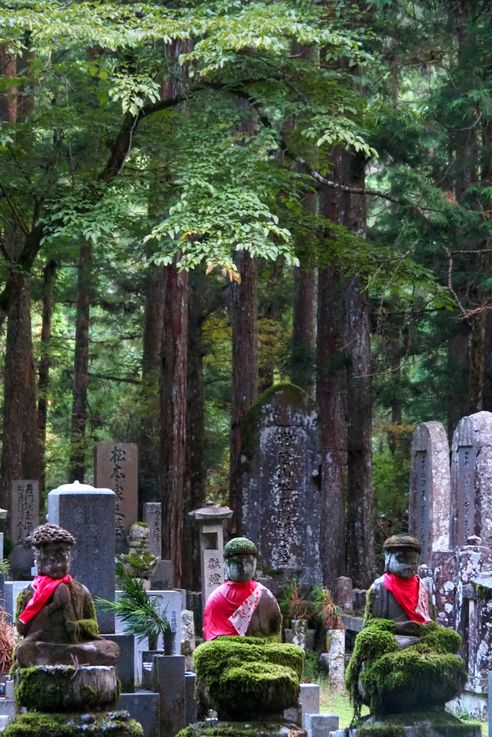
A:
3 711 143 737
193 636 303 720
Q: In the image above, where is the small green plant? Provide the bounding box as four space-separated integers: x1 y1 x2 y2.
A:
311 586 344 630
97 560 170 650
280 579 314 621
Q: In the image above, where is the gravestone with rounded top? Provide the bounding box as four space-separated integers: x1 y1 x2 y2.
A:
239 383 321 586
47 480 115 633
451 411 492 549
409 421 451 564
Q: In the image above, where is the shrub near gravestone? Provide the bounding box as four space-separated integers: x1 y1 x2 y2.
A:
193 636 304 720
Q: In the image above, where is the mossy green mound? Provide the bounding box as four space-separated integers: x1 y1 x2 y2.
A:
355 709 481 736
3 710 143 737
176 721 306 737
346 620 467 718
193 636 304 719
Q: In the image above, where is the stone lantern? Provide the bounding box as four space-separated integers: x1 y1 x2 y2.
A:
189 502 233 604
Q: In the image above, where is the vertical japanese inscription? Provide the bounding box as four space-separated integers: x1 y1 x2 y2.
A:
11 480 39 546
95 442 138 546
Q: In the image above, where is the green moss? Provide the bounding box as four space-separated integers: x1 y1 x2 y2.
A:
193 637 304 719
356 710 477 736
133 522 149 528
3 711 143 737
14 665 118 712
473 583 492 601
125 551 157 568
346 619 467 721
73 616 99 640
176 723 303 737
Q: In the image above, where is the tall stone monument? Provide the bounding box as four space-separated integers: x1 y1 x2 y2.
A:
143 502 162 558
239 383 321 587
409 421 451 564
450 411 492 549
10 479 39 576
47 480 116 633
95 442 138 551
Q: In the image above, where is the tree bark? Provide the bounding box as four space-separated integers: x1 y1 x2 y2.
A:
229 251 258 532
37 260 57 495
317 150 348 589
69 242 92 482
0 273 41 509
291 261 317 396
344 153 375 588
160 260 188 586
182 272 206 590
139 266 165 512
258 260 284 393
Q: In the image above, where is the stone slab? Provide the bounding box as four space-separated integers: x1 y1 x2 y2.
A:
143 503 161 559
152 654 186 737
48 482 116 633
305 713 339 737
95 442 138 551
102 633 135 693
10 480 39 576
4 581 30 623
150 559 173 589
299 684 320 727
185 671 197 725
118 691 160 737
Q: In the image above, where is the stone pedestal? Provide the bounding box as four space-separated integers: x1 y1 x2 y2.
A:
3 710 143 737
329 712 481 737
177 722 307 737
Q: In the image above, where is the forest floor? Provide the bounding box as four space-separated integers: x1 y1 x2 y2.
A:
318 683 488 736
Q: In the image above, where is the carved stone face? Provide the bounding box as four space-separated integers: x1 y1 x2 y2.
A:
128 524 149 551
34 542 72 579
385 549 420 579
224 554 257 583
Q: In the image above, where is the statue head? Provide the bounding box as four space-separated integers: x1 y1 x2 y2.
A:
30 524 75 579
224 537 258 582
383 534 421 579
127 522 150 552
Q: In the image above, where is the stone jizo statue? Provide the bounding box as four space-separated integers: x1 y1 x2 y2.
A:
203 537 281 640
15 523 119 667
121 522 158 586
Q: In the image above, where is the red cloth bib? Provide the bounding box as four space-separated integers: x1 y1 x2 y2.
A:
383 572 431 623
203 580 260 640
19 574 72 624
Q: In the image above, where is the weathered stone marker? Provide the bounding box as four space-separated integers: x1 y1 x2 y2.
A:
239 383 321 586
48 480 116 633
451 411 492 548
143 502 162 558
409 421 451 564
10 480 39 576
95 442 138 550
189 503 232 606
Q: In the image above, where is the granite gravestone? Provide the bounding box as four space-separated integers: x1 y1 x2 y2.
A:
95 442 138 551
10 480 39 576
451 412 492 549
143 503 161 559
239 384 321 587
47 480 116 633
409 422 451 564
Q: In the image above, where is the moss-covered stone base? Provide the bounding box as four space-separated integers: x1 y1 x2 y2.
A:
3 710 143 737
348 710 481 737
176 721 307 737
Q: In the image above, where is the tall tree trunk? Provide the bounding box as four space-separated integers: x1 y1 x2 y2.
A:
182 272 206 589
160 260 188 586
69 242 92 482
229 251 258 532
258 260 284 393
37 260 57 495
0 47 17 122
344 153 375 588
291 192 318 397
139 266 165 513
317 150 348 589
0 273 41 509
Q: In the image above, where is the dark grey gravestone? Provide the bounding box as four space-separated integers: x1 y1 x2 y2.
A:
409 422 451 564
451 411 492 549
185 671 197 725
118 691 159 737
10 480 39 577
143 503 161 559
47 480 116 633
94 442 138 552
240 384 321 587
305 714 339 737
152 654 186 737
4 581 30 623
102 633 135 692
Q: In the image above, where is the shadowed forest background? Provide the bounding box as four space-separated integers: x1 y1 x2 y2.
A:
0 0 491 591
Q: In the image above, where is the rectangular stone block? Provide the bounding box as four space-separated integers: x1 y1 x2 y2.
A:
103 633 135 692
150 559 173 589
10 480 39 576
4 581 30 623
299 684 320 727
305 714 339 737
48 483 116 633
152 655 186 737
95 442 138 551
185 671 197 725
118 691 159 737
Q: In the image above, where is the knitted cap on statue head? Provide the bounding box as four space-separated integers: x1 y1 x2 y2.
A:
224 537 258 559
30 523 76 549
383 534 422 553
